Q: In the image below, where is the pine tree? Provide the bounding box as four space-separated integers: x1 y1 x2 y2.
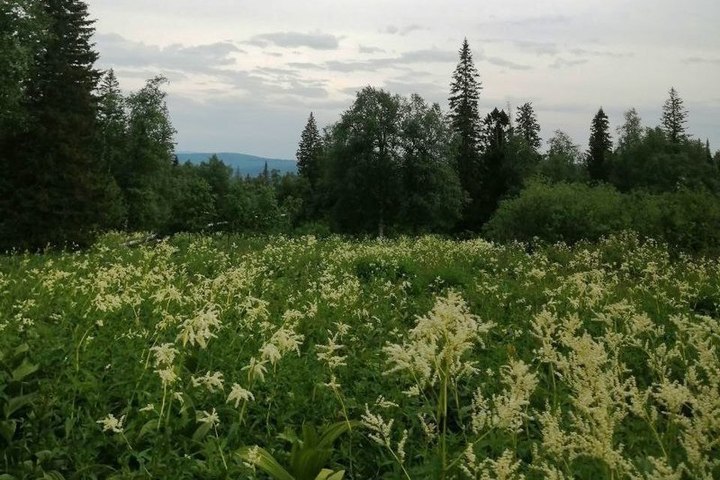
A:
1 0 120 249
661 87 688 144
296 112 323 186
515 102 541 150
448 38 483 228
587 108 612 181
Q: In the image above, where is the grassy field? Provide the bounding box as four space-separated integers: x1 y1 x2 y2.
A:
1 232 719 479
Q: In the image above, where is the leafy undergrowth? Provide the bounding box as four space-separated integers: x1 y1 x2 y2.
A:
0 232 718 479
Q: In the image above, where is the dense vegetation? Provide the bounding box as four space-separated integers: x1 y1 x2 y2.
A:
2 1 720 252
1 233 719 479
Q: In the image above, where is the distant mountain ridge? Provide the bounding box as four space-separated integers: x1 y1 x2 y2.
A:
176 152 297 176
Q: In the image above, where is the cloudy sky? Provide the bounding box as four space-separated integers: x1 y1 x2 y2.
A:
87 0 720 160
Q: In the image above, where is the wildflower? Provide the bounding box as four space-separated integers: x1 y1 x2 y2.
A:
156 367 178 386
227 383 254 408
97 413 125 433
197 408 220 428
191 371 225 392
139 403 155 413
242 357 268 383
150 343 178 367
177 307 221 349
316 333 346 370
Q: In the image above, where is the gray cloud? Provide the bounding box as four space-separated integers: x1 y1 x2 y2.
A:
95 33 242 73
683 56 720 65
484 56 532 71
568 48 634 58
549 58 589 69
380 24 427 36
510 40 559 56
245 31 340 50
359 45 385 54
325 49 456 72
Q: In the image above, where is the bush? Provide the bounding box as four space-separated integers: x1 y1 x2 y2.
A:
485 181 720 254
483 181 628 244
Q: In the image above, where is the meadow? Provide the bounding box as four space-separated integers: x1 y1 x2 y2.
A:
1 233 719 479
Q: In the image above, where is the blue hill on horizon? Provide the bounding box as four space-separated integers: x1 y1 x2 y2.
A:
176 151 297 176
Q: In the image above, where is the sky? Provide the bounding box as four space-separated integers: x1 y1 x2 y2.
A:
87 0 720 160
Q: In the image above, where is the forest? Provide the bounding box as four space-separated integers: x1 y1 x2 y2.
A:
2 0 720 253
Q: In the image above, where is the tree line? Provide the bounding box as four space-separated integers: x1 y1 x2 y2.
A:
1 1 719 251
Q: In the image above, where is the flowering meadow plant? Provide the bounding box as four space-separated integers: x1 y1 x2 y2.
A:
0 232 718 478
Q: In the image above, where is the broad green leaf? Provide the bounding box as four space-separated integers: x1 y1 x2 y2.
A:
4 392 37 418
237 446 294 480
315 470 345 480
137 419 159 441
13 344 29 357
192 421 212 442
317 421 359 449
11 358 38 382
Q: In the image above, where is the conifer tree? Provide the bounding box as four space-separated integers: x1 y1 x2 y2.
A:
1 0 120 249
448 38 483 228
96 69 127 178
661 87 688 144
296 112 323 187
587 107 612 181
515 102 541 150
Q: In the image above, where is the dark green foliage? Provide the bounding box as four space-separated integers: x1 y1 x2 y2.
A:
0 0 121 250
122 76 176 231
515 102 542 151
397 94 464 232
473 108 512 225
587 107 612 181
608 127 719 193
448 39 483 226
323 88 463 235
661 87 688 144
296 112 323 187
484 181 627 244
537 130 587 183
325 87 404 236
485 181 720 254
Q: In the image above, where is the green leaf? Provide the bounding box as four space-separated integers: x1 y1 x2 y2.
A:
0 419 17 443
192 421 212 442
317 421 359 449
237 446 295 480
11 358 38 382
315 470 345 480
4 392 37 418
12 344 29 357
137 419 159 441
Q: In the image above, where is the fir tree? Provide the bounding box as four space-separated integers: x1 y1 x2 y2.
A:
587 107 612 181
1 0 120 249
96 69 127 178
296 112 323 187
448 38 483 228
515 102 541 150
662 87 688 144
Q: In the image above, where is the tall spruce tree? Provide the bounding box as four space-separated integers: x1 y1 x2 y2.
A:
1 0 120 249
515 102 541 151
661 87 688 144
296 112 323 187
96 69 127 179
448 38 483 228
587 107 612 181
